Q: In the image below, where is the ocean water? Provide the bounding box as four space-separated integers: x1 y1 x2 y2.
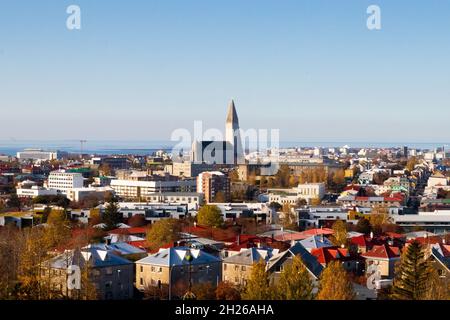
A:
0 140 448 156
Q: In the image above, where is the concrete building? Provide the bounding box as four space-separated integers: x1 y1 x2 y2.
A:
47 170 84 192
190 100 244 166
170 161 216 178
42 246 134 300
268 183 326 205
17 149 59 161
110 179 196 200
135 247 221 297
16 186 58 198
197 171 230 203
222 247 278 286
65 186 113 202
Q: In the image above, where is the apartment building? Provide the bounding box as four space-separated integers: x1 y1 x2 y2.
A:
110 179 196 200
47 170 84 192
196 171 230 203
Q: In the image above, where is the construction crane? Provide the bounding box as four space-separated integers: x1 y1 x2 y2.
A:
80 140 87 158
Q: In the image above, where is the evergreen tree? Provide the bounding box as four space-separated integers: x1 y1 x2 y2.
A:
316 261 355 300
275 255 314 300
391 241 431 300
242 260 273 300
102 195 122 231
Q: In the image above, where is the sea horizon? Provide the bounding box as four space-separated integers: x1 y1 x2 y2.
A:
0 139 448 156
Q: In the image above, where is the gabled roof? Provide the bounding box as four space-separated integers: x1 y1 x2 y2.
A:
267 243 323 279
431 243 450 271
223 247 277 265
136 246 221 267
311 247 353 265
299 235 333 250
45 246 133 269
362 244 401 260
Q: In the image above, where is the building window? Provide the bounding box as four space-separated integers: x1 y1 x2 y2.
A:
223 264 227 271
106 267 113 275
140 278 144 285
140 266 143 273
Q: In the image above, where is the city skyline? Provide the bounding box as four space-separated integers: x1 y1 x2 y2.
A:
1 1 450 142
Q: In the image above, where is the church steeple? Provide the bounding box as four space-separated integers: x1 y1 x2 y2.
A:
226 99 239 125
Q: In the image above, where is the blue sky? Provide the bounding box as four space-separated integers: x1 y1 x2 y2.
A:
0 0 449 142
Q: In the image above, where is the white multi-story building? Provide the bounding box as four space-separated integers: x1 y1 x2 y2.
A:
110 179 196 200
17 149 58 161
47 170 84 192
16 186 58 198
268 183 326 205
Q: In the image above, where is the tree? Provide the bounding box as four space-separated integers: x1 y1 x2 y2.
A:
330 220 348 247
406 157 418 172
242 260 273 300
197 205 223 228
281 205 297 231
146 218 181 251
213 191 226 203
191 282 216 300
7 193 21 210
391 241 429 300
355 218 372 235
102 196 122 231
43 210 71 249
274 255 314 300
316 261 355 300
216 281 241 300
423 266 450 300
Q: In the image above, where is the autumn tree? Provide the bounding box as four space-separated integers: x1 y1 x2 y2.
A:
146 218 182 251
423 266 450 300
216 281 241 300
192 282 216 300
316 261 355 300
274 255 314 300
213 191 226 203
330 220 348 247
242 260 273 300
43 210 71 249
281 204 297 231
197 205 223 228
391 241 429 300
355 218 372 235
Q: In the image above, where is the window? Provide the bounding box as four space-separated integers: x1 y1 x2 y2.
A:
140 278 143 285
140 266 143 273
241 266 246 271
106 267 113 275
223 264 227 271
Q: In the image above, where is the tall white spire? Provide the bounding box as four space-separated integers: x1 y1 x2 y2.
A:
225 99 244 165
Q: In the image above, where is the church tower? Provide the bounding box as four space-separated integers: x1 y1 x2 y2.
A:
225 99 244 164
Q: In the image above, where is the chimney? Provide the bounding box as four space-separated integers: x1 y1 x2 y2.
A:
237 234 240 246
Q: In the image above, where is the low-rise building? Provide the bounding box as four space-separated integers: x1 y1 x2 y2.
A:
135 247 221 297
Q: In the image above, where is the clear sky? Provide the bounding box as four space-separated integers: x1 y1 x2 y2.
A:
0 0 449 143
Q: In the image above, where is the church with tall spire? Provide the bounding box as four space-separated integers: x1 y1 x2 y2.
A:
191 100 244 165
225 99 244 165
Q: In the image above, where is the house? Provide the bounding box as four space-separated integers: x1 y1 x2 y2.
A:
297 235 333 252
222 247 278 286
266 243 324 286
135 247 221 297
310 247 363 273
428 243 450 278
362 244 401 279
42 246 134 300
